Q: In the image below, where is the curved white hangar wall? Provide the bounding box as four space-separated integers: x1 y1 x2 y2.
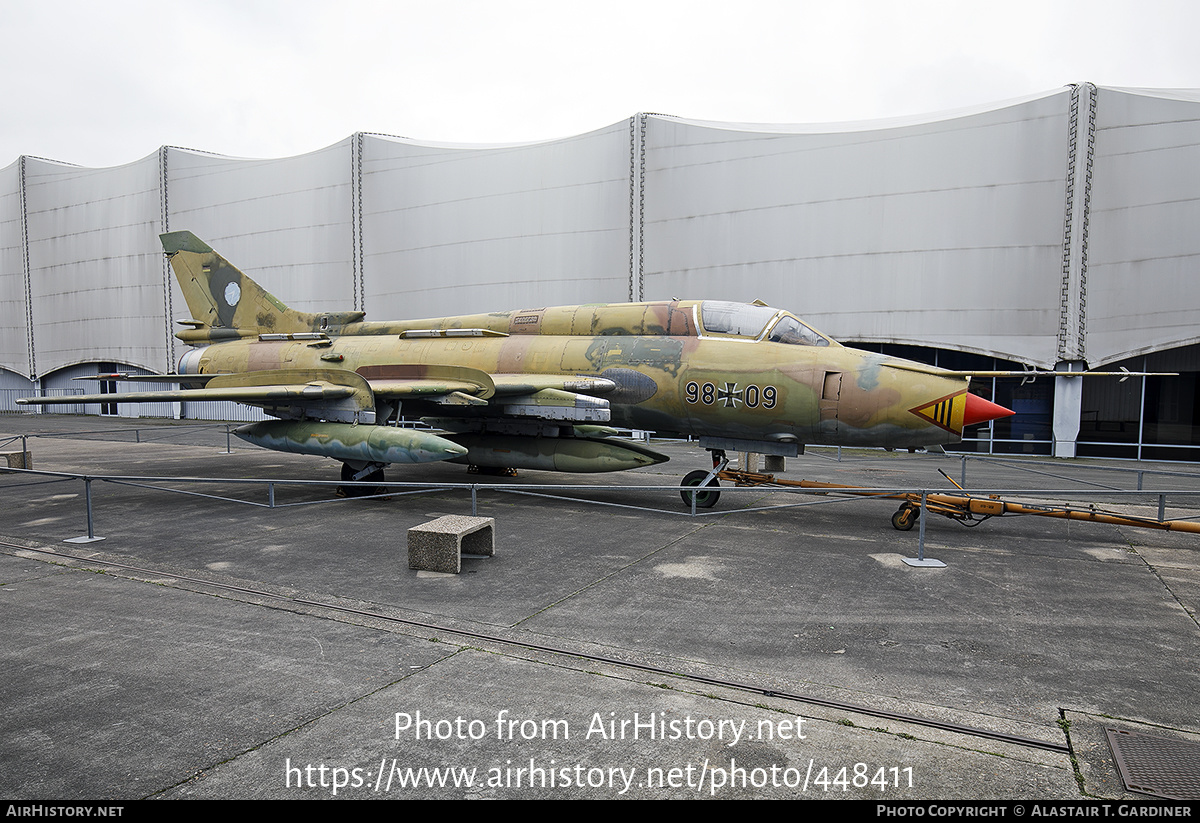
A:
360 125 633 322
1 84 1198 456
1085 87 1200 367
640 89 1073 367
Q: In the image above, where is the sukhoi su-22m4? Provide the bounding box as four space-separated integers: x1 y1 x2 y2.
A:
20 231 1016 495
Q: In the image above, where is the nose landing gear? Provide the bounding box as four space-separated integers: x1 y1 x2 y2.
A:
679 449 727 509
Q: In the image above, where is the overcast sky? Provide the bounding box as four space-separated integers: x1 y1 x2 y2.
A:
4 0 1198 168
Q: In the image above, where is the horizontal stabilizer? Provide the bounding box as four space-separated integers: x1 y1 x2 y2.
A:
73 372 212 385
20 368 375 421
18 384 359 406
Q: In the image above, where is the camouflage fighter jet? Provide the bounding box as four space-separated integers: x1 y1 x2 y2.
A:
19 231 1016 497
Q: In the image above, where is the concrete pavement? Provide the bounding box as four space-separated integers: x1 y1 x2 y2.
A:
2 415 1198 800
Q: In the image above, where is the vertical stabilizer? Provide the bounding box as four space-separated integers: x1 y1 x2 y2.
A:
161 230 311 334
160 231 364 338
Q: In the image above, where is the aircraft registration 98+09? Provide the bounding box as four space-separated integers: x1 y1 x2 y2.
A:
21 231 1020 498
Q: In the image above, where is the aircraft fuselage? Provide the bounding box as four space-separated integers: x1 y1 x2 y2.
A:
181 299 977 450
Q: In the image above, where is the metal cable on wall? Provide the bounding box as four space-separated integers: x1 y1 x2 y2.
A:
19 156 34 381
627 114 647 302
352 131 365 314
1057 84 1080 363
159 145 175 372
1077 83 1096 363
1057 83 1096 365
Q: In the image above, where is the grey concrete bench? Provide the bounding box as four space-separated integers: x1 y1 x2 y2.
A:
407 515 495 573
1 450 31 470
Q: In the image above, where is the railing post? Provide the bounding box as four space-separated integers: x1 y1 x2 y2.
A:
86 478 95 538
917 491 927 558
902 490 945 568
65 477 105 544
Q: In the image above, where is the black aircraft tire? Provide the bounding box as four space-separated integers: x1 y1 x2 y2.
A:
891 504 916 531
339 463 385 497
680 470 721 508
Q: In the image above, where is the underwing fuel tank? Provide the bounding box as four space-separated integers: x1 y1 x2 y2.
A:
235 421 467 464
445 434 669 473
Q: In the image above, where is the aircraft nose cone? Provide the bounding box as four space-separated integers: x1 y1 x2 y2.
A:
962 392 1015 427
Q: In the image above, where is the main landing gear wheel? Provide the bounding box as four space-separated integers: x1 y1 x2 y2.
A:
338 462 386 498
892 503 916 531
467 465 518 477
680 470 721 508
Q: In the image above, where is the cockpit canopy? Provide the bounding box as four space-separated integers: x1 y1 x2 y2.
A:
699 301 831 347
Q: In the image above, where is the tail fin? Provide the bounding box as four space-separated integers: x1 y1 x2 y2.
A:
160 231 364 339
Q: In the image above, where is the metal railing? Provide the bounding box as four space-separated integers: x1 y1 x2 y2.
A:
954 451 1200 492
0 423 242 456
4 463 1200 565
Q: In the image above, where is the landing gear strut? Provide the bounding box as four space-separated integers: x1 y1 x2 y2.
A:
337 461 387 498
679 449 728 509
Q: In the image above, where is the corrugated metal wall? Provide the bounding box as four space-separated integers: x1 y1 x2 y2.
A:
361 124 633 321
0 160 28 380
22 157 166 376
1 84 1198 414
640 89 1073 366
1086 87 1200 366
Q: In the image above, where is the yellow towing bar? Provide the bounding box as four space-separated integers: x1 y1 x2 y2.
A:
714 469 1200 534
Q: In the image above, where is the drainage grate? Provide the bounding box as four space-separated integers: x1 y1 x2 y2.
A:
1106 727 1200 800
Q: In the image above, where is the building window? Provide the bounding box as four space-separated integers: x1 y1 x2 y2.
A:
1078 345 1200 461
99 361 117 416
847 343 1053 456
